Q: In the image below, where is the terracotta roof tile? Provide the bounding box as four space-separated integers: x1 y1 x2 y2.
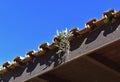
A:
0 9 120 75
86 18 97 25
21 56 32 63
103 9 114 17
70 27 80 36
2 62 10 68
13 56 23 62
26 50 36 57
39 43 49 50
35 49 46 57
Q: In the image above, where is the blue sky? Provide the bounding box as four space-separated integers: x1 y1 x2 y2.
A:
0 0 119 65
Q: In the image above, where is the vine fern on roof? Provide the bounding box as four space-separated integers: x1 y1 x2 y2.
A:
55 28 73 56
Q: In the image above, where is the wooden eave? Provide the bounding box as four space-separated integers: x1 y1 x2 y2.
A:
0 9 120 82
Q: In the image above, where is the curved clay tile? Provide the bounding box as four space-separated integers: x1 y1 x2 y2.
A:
22 55 32 63
77 27 90 35
26 50 36 57
49 43 57 50
8 62 21 69
39 43 50 51
103 9 114 18
2 62 10 68
86 18 97 25
85 19 97 32
70 27 80 36
9 56 22 69
94 18 105 28
53 37 60 44
36 49 46 57
70 27 79 32
13 56 23 64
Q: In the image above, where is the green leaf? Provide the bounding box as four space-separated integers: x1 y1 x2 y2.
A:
55 28 73 55
104 17 109 23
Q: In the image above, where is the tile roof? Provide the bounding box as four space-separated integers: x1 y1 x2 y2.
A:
0 9 120 75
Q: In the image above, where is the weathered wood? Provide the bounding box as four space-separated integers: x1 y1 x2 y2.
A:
39 55 120 82
0 19 120 82
25 77 48 82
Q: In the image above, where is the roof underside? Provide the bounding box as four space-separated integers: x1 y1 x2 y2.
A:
0 9 120 82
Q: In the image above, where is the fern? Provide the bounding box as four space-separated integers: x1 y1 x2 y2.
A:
55 28 73 55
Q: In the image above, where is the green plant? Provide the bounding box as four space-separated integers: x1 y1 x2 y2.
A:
55 28 73 56
104 16 116 24
104 17 110 24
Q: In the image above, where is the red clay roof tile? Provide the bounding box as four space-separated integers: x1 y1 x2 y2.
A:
0 9 120 75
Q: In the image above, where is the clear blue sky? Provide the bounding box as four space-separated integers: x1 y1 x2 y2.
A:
0 0 119 65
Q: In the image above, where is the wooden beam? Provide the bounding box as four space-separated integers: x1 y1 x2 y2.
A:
39 73 69 82
89 53 120 72
25 77 48 82
84 55 120 77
